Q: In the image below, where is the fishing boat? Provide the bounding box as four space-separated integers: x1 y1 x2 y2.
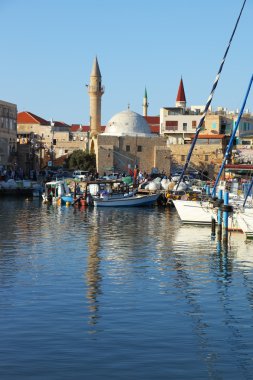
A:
93 192 160 207
42 180 74 205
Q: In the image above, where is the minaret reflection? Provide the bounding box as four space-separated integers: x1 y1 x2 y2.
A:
86 219 102 330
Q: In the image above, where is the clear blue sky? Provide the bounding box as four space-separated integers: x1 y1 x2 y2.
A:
1 0 252 125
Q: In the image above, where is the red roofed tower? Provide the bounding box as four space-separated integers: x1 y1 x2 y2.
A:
175 77 186 109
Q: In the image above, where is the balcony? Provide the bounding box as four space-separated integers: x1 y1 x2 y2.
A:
87 85 105 95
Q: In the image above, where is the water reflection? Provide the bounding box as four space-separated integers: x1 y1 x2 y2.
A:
86 216 102 330
1 201 253 378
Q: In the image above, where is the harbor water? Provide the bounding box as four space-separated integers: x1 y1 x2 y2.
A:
0 199 253 379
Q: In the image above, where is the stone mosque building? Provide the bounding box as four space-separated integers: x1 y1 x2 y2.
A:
87 57 169 175
87 57 228 178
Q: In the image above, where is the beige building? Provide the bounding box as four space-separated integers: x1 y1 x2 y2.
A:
91 71 229 177
160 107 235 143
97 109 169 175
0 100 17 168
236 114 253 144
17 111 88 172
96 109 226 178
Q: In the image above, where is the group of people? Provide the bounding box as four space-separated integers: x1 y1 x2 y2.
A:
0 166 25 181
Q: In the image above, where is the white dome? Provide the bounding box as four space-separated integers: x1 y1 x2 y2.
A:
103 109 152 136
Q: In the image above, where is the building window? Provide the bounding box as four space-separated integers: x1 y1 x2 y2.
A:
183 123 187 131
205 155 208 161
65 150 68 153
181 155 185 161
166 120 178 127
242 140 251 145
192 120 197 128
137 145 142 152
212 122 217 129
126 145 130 152
166 120 178 131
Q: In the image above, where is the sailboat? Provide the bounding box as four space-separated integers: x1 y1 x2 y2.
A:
171 1 253 237
173 75 253 237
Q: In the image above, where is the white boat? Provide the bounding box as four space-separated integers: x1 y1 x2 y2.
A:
236 208 253 239
93 192 160 207
173 198 253 238
42 180 74 205
173 199 216 225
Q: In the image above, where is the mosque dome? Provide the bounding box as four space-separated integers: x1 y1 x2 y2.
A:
103 109 152 136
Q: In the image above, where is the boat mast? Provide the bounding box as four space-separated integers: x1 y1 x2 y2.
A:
211 74 253 197
176 0 247 190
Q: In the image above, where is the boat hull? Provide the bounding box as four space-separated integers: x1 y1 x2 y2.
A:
173 199 253 236
93 193 160 207
61 195 74 204
173 199 215 224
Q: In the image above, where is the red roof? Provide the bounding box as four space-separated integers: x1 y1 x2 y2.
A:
150 126 160 133
71 119 160 134
144 116 160 124
18 112 69 128
53 121 70 127
176 78 186 102
17 111 50 125
144 116 160 134
70 125 106 132
71 124 89 132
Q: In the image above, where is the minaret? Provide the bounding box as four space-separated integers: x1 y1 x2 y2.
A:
142 87 148 117
175 77 186 108
87 56 104 137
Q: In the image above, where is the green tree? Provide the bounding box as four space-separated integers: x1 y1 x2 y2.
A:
66 150 96 172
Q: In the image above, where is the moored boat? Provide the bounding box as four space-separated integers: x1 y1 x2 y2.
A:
93 192 160 207
42 180 74 205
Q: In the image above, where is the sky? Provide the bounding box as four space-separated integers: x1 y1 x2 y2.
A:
1 0 253 126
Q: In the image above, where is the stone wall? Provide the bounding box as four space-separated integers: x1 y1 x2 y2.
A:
168 143 224 179
96 134 226 177
97 134 168 175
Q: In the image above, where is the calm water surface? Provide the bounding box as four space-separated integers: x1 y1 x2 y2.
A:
0 199 253 379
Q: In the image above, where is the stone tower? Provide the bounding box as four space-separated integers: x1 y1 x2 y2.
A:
142 87 148 117
88 57 104 137
175 77 186 109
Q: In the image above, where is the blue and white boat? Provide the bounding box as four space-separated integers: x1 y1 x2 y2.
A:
42 180 74 205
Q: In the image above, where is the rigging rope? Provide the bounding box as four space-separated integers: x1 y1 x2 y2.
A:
176 0 247 190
